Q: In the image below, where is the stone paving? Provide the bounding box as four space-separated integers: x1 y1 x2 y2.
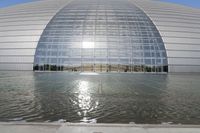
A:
0 123 200 133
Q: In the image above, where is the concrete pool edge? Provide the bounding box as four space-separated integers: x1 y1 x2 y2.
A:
1 122 200 133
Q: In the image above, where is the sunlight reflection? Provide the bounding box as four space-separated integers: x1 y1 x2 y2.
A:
78 81 89 93
75 80 99 122
82 41 94 48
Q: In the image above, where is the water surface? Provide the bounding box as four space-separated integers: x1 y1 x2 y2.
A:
0 71 200 124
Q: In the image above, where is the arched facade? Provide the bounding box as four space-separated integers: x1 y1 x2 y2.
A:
34 0 168 72
1 0 199 72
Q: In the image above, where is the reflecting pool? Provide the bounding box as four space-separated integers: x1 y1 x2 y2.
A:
0 71 200 124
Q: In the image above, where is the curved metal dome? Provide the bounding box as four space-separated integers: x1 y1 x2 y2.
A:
34 0 168 72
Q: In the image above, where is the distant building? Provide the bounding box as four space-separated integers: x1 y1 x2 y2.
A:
0 0 200 72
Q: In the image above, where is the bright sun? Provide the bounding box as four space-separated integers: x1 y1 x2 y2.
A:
82 41 94 48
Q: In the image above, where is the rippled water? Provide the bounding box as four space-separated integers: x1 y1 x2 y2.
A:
0 71 200 124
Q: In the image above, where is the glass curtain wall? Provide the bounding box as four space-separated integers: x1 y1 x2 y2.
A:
34 0 168 72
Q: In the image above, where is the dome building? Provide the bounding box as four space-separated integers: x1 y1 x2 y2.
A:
0 0 200 72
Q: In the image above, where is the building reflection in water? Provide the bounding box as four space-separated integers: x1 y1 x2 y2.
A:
31 73 169 123
2 72 200 124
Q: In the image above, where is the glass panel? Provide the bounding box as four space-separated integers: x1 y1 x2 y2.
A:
34 0 168 72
